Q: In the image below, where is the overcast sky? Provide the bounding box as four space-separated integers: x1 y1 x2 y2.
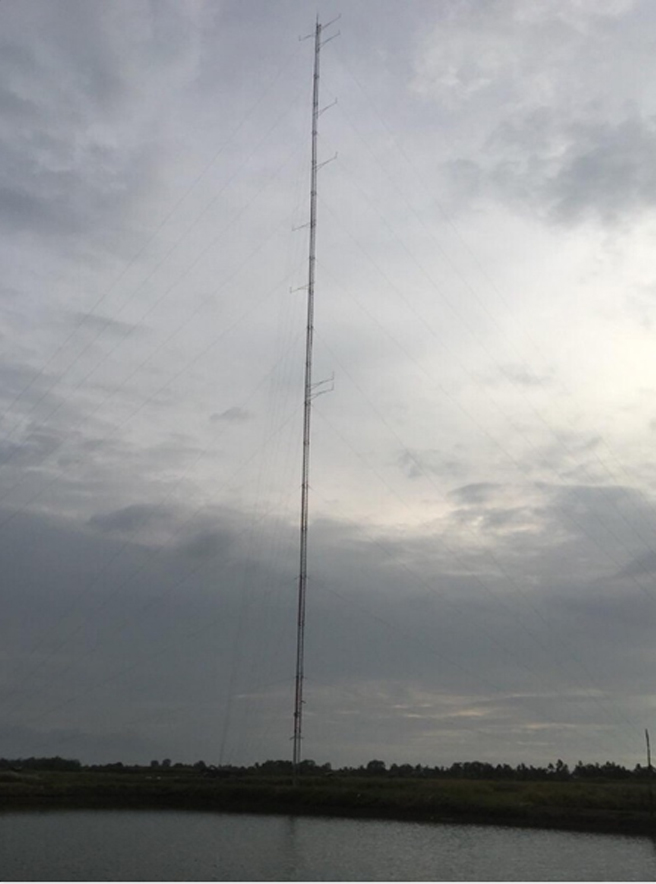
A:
2 0 656 770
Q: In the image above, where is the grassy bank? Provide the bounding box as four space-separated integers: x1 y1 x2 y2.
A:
1 769 655 836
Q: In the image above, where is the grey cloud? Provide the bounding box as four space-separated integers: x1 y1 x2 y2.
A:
0 362 41 401
449 501 541 537
0 400 117 494
450 482 500 505
0 507 295 762
88 504 173 537
441 484 547 541
0 142 155 242
0 430 61 467
0 723 158 764
554 483 630 508
518 433 604 480
0 39 37 77
177 529 233 560
616 550 656 580
70 312 142 337
397 449 466 480
1 500 654 765
421 1 656 226
499 364 553 388
448 113 656 226
210 407 252 423
537 483 656 577
0 2 206 245
87 504 238 560
0 185 77 237
479 506 531 531
0 85 38 120
548 116 656 224
10 2 134 116
0 359 77 425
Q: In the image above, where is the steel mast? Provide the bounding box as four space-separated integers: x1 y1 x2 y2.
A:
292 15 335 783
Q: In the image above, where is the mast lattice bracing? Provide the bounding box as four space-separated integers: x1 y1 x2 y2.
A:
292 16 322 782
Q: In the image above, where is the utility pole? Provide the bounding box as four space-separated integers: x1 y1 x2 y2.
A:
647 729 653 818
292 15 338 785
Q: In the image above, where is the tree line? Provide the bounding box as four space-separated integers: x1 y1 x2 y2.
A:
1 755 652 781
248 757 650 781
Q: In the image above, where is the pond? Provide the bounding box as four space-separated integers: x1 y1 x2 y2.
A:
1 809 654 880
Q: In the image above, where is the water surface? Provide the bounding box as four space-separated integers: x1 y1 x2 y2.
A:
1 809 654 880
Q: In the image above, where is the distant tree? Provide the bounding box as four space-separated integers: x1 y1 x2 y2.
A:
554 759 569 780
366 759 386 775
150 760 160 768
161 758 172 769
16 756 81 772
260 759 293 775
600 761 630 780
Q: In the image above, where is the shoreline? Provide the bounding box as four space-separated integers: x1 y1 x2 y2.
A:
1 772 655 838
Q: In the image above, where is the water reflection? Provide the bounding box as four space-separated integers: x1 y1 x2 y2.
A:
280 815 301 880
0 809 654 881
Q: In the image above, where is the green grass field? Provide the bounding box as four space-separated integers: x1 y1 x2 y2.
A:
1 768 655 836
